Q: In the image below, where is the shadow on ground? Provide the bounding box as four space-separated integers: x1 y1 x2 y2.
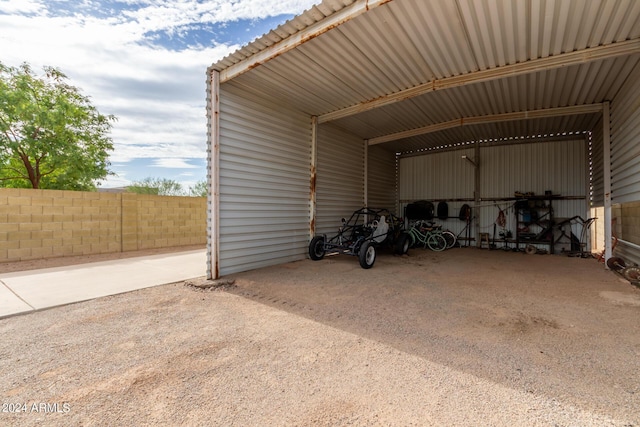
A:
226 247 640 420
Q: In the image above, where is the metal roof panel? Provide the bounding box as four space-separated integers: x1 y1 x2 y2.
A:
211 0 640 152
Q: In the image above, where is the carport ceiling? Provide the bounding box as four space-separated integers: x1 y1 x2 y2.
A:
209 0 640 154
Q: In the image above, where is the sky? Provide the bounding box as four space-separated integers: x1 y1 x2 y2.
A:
0 0 318 191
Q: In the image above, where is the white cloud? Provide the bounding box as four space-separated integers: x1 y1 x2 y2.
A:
0 0 318 187
151 158 200 169
0 0 43 14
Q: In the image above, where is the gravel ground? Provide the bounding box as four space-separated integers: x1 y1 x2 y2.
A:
0 247 639 426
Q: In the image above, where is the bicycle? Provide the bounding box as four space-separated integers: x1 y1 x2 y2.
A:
407 220 455 251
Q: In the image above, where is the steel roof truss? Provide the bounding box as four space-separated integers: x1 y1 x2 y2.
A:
367 104 604 146
319 39 640 124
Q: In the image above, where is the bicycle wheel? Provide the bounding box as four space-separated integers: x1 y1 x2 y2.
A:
442 230 457 249
427 233 447 251
408 230 422 248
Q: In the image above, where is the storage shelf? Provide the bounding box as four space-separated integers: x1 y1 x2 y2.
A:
514 196 555 254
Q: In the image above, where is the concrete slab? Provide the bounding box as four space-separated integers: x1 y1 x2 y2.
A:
0 249 206 317
0 280 34 317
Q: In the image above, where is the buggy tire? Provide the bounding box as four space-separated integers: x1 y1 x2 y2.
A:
358 241 376 269
395 232 410 255
308 236 326 261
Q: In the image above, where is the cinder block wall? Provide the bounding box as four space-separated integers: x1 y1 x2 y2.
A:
619 201 640 245
0 188 206 263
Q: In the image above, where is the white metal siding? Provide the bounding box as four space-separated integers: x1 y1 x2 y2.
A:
399 148 475 236
612 60 640 267
479 140 588 248
315 124 365 236
399 149 475 201
480 140 586 199
399 140 588 242
367 146 397 213
611 61 640 204
616 240 640 267
218 83 312 276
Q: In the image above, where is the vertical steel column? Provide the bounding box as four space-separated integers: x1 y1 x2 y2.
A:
474 144 481 247
364 140 369 207
310 116 318 239
603 101 612 265
207 70 220 279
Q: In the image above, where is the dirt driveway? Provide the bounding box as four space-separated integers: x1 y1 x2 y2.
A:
1 247 639 426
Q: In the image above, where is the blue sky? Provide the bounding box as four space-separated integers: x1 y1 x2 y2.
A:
0 0 318 190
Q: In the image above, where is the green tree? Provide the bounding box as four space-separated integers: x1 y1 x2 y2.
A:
0 62 115 190
188 180 207 197
128 177 185 196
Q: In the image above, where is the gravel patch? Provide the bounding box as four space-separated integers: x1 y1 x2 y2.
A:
1 247 638 426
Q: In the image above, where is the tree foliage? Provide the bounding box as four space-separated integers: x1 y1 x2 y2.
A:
0 62 115 190
188 180 207 197
128 177 185 196
127 177 207 197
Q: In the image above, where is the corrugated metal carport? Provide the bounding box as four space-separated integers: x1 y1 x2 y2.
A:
206 0 640 279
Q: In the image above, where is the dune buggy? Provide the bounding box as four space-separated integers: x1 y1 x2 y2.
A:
308 207 410 269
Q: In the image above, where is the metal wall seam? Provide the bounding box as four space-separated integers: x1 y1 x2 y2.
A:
218 83 312 276
315 124 365 236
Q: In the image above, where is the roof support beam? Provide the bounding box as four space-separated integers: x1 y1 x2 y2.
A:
219 0 393 83
368 104 604 145
603 102 612 264
319 39 640 124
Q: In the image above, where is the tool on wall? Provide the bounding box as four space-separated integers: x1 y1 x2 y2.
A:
458 204 472 246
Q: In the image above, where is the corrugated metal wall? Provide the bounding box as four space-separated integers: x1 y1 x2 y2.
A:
398 148 475 237
367 146 397 213
399 149 475 200
480 140 588 251
611 61 640 204
480 140 586 201
611 61 640 265
217 83 312 276
315 124 365 236
399 140 588 245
